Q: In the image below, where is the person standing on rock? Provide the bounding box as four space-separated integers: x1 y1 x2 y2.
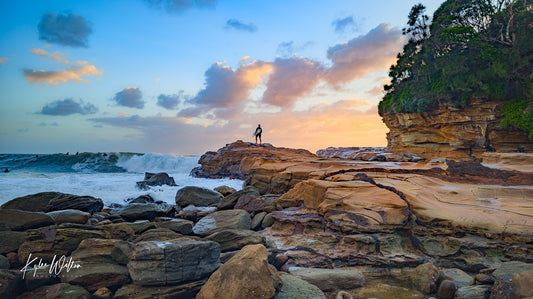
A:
253 124 262 145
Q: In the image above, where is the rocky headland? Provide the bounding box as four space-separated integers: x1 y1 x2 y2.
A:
1 141 532 299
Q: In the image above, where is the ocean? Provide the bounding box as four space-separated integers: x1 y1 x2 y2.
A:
0 152 244 207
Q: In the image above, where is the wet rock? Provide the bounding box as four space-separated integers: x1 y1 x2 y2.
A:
214 185 237 196
114 280 206 299
175 186 223 207
126 194 155 204
410 263 439 294
71 238 131 265
436 280 456 299
128 241 220 286
0 209 55 231
1 192 103 214
251 211 267 230
192 209 252 236
110 203 174 221
352 283 424 299
18 282 89 299
218 186 261 210
455 285 491 299
289 268 365 291
46 209 90 225
204 229 265 252
197 244 281 299
132 228 183 242
0 231 27 254
136 172 176 190
154 218 193 235
274 273 326 299
61 263 130 292
0 270 24 298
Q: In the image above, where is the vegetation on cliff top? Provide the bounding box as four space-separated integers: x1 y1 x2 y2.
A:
379 0 533 138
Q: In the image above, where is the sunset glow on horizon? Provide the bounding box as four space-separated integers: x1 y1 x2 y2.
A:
0 0 444 155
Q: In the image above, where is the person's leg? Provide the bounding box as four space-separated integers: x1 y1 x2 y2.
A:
259 135 262 145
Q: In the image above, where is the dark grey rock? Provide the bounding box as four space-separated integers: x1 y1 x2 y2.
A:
218 186 260 210
175 186 223 207
136 172 176 190
1 192 103 214
110 203 174 221
204 229 265 252
0 209 54 231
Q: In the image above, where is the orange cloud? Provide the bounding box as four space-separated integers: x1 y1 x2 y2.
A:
30 48 69 64
23 64 103 85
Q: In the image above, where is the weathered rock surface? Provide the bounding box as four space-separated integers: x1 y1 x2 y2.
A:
192 209 252 236
289 268 365 291
351 283 424 299
46 209 90 225
0 231 27 254
136 172 176 190
380 98 533 161
274 273 326 299
18 282 90 299
175 186 223 207
409 263 440 294
114 280 206 299
110 203 174 221
1 192 103 214
71 238 131 265
155 218 193 234
204 229 265 252
0 209 55 231
0 270 24 298
196 244 281 299
132 228 183 242
218 186 261 210
128 241 220 286
455 285 491 299
61 263 130 292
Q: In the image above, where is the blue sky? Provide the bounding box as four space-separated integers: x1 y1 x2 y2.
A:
0 0 444 155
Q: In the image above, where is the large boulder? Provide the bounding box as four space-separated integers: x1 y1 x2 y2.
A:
114 280 205 299
175 186 223 207
1 192 103 214
274 273 326 299
491 272 533 299
289 268 365 291
46 209 90 225
61 263 130 292
71 238 131 265
492 261 533 279
218 186 261 210
128 241 220 286
0 209 54 231
439 268 474 288
204 229 265 252
196 244 281 299
136 172 176 190
234 194 266 214
132 228 183 242
409 263 440 294
155 218 193 235
0 231 28 254
192 209 252 236
18 282 89 299
110 203 174 221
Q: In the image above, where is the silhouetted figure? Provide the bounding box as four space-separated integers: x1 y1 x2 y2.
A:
103 153 108 157
66 152 69 155
35 154 39 158
254 124 262 145
76 152 79 155
4 168 8 173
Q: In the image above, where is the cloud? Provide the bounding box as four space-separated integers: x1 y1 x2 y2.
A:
145 0 217 13
262 57 323 108
39 98 98 116
324 23 403 85
332 16 357 33
180 60 273 118
38 12 92 48
30 48 69 64
225 19 258 33
157 92 185 109
113 87 145 109
23 64 103 85
276 41 313 57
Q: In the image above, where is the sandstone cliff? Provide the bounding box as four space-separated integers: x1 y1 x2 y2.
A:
380 98 533 160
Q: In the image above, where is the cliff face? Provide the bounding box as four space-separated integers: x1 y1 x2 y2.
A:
380 98 533 160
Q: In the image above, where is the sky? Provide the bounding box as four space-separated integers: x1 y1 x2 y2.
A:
0 0 444 155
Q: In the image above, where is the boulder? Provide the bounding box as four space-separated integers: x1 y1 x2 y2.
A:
24 267 60 291
101 222 135 240
274 273 326 299
46 209 90 225
61 263 130 292
439 268 474 288
352 283 424 299
18 224 108 263
234 194 266 214
409 263 439 294
455 285 491 299
218 186 261 210
196 244 281 299
175 186 223 207
251 211 267 230
436 279 457 299
0 231 28 254
136 172 176 190
132 228 183 242
110 203 174 221
126 194 155 204
18 282 89 299
261 213 275 228
491 272 533 299
114 280 206 299
290 268 365 291
192 209 252 236
1 192 103 214
0 255 9 270
71 238 131 265
0 209 54 231
155 218 193 235
492 261 533 279
214 185 237 196
128 241 221 286
204 229 265 252
0 270 24 298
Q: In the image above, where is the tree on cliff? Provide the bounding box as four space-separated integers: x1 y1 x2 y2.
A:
379 0 533 139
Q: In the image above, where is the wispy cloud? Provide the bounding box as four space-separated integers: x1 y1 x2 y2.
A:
39 98 98 116
225 19 258 33
30 48 69 64
332 16 357 33
38 12 92 48
113 87 145 109
145 0 218 13
276 41 313 57
23 65 103 85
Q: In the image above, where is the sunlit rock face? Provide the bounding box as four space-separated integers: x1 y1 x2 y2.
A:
380 98 533 161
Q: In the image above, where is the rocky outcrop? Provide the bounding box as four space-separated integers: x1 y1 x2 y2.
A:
380 98 533 160
1 192 103 214
136 172 176 190
191 140 316 179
